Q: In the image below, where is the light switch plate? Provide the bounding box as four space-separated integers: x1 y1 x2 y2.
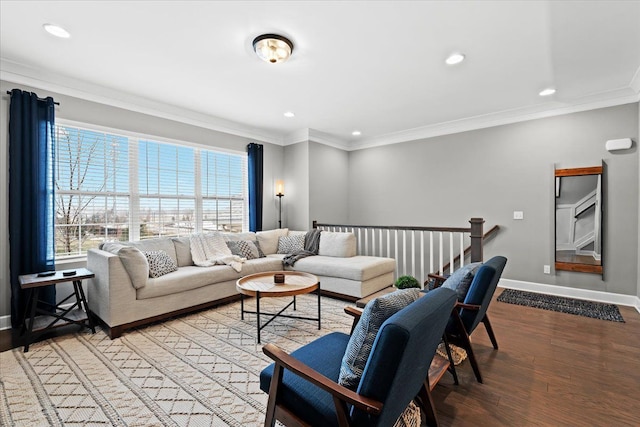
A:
513 211 524 220
543 265 551 274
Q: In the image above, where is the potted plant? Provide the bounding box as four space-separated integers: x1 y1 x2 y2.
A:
394 275 421 290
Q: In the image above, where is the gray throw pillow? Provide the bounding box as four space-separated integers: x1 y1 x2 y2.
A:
338 288 422 390
277 234 305 254
144 250 178 278
442 262 482 301
226 240 261 260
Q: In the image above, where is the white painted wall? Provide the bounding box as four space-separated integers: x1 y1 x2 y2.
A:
348 103 639 296
283 142 310 230
309 141 349 226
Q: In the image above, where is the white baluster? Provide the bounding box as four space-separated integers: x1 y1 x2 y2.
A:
460 233 464 268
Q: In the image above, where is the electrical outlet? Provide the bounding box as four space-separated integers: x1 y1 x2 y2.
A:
513 211 524 220
543 265 550 274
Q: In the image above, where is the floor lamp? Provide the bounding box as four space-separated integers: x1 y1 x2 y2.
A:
276 180 284 229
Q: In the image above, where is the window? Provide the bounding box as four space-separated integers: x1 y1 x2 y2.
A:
54 122 248 258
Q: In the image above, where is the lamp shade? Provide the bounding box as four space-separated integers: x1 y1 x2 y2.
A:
253 34 293 64
275 180 284 196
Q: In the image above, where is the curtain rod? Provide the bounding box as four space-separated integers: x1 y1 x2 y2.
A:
6 91 60 105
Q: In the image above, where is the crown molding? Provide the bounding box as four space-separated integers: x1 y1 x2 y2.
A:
282 128 351 150
0 58 284 145
349 87 640 151
2 57 638 153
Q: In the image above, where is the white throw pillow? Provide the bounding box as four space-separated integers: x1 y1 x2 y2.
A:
256 228 289 255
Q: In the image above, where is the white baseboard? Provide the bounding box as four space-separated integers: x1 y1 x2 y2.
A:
0 315 10 331
499 279 640 314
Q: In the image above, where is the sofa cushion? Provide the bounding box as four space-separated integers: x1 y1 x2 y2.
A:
442 262 482 301
318 232 356 257
338 288 422 389
130 237 178 266
101 242 149 289
137 265 241 299
256 228 289 255
172 236 193 267
144 250 178 278
289 255 395 281
277 234 305 254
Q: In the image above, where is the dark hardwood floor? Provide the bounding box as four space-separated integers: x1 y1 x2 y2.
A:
431 292 640 426
1 291 639 426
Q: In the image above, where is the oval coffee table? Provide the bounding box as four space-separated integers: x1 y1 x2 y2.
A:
236 271 321 343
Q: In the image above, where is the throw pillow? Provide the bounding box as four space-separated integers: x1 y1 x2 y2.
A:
442 262 482 301
254 240 266 258
226 240 260 260
101 243 149 289
144 250 178 278
256 228 289 255
277 234 305 254
338 288 422 390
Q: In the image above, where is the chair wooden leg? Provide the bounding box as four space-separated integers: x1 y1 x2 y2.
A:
482 314 499 350
264 363 284 427
452 311 483 383
441 334 459 385
417 382 439 427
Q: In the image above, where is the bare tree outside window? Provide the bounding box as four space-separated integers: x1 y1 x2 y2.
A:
54 126 129 256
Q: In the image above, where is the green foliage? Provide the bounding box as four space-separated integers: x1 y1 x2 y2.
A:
394 275 421 290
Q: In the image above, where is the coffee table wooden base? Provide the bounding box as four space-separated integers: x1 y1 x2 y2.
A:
237 271 321 344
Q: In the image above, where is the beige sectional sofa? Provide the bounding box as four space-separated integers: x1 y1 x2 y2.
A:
87 228 395 338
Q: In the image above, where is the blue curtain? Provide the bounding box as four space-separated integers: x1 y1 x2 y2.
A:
247 143 263 232
9 89 57 328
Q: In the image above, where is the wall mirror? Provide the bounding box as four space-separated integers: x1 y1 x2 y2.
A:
554 165 603 274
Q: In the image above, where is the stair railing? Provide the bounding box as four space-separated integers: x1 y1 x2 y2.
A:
313 218 493 281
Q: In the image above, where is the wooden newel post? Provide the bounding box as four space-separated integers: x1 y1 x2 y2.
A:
312 220 318 229
469 217 484 263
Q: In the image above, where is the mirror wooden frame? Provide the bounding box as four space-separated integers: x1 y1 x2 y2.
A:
554 166 603 274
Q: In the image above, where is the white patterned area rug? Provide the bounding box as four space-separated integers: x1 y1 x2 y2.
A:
0 296 352 427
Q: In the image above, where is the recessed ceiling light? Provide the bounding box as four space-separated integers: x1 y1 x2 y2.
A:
352 131 362 136
283 111 295 118
445 53 465 65
43 23 70 39
539 88 556 96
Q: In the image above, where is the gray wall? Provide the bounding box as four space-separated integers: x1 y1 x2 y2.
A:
0 80 283 319
348 103 639 296
309 141 349 226
283 141 310 230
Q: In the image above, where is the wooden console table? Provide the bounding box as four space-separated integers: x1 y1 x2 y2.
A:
19 268 96 352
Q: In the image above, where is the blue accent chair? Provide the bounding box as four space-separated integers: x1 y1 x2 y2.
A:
259 287 457 427
430 256 507 383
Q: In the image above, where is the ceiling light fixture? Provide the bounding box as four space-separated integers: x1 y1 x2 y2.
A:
43 23 70 38
352 131 362 136
445 52 465 65
539 88 556 96
253 34 294 64
283 111 295 118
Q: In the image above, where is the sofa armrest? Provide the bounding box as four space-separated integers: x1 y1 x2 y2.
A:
87 248 137 329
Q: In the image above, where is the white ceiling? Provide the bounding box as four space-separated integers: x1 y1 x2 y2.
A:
1 1 639 150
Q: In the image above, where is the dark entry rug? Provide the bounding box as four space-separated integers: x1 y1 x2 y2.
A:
497 288 624 322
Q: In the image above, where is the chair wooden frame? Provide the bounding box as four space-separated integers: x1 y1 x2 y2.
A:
261 301 452 427
427 273 500 384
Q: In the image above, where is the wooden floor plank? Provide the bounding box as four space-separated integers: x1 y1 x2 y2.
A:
431 293 640 426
